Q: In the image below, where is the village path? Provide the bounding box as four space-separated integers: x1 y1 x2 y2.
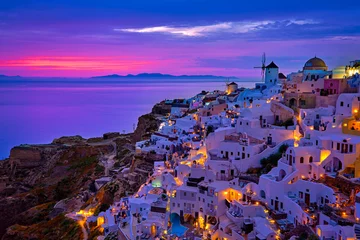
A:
79 219 89 240
66 213 88 240
90 139 117 175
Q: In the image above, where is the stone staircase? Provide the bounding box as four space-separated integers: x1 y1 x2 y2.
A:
355 224 360 240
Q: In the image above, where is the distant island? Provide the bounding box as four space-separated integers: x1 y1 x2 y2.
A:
91 73 239 80
0 74 22 78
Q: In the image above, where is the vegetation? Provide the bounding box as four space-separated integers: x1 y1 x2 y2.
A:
54 177 72 200
274 118 294 128
206 125 215 137
95 164 105 175
188 109 197 114
69 156 97 170
247 144 289 175
6 214 82 240
94 203 110 216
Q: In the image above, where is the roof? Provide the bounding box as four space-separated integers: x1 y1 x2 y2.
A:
317 133 360 144
278 73 287 79
228 82 238 86
266 61 279 69
304 56 327 69
208 181 230 192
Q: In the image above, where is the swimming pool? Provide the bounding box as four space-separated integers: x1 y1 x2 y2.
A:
169 213 188 236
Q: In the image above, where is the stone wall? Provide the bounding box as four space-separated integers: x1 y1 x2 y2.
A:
271 101 294 123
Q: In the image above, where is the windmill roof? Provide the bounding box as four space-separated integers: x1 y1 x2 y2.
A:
266 61 279 69
278 73 286 79
228 82 237 85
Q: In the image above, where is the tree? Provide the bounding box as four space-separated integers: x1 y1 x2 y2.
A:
206 125 215 137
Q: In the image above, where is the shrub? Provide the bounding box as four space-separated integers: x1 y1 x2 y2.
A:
55 177 72 200
94 203 110 216
206 125 215 137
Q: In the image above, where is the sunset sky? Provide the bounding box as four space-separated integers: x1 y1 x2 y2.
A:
0 0 359 78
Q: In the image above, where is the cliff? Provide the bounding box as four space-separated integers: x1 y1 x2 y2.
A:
132 113 162 143
0 104 164 239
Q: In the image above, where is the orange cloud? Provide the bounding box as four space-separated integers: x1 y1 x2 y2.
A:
0 56 156 71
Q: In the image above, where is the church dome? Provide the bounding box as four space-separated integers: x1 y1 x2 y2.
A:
303 57 328 71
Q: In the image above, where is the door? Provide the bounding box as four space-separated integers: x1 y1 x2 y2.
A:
275 200 279 211
225 151 229 158
341 144 348 153
305 193 310 206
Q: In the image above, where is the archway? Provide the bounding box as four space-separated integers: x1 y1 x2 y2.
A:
333 157 342 172
279 169 286 181
260 190 266 199
323 157 343 173
289 98 297 108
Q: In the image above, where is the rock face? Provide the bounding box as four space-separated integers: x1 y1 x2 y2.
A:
132 113 161 143
0 102 163 239
9 146 43 169
152 101 171 115
103 132 120 139
52 135 85 145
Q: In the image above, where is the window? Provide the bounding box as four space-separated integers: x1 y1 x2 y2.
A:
337 143 340 150
173 203 175 207
300 157 304 163
350 144 353 152
340 101 344 107
347 104 350 107
184 192 187 196
316 140 318 146
192 193 195 197
309 156 313 163
299 191 303 198
178 203 180 207
231 152 233 156
247 154 250 158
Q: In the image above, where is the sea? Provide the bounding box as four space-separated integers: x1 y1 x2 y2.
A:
0 78 258 159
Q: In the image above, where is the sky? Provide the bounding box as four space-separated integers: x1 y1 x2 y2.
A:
0 0 359 78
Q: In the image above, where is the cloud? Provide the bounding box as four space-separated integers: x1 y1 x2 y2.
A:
325 35 360 41
115 23 232 37
286 19 319 26
114 19 318 37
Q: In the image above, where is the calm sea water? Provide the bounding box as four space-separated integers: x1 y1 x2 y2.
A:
0 78 257 159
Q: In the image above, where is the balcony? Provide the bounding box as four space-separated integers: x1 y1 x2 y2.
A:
206 208 217 216
184 206 192 214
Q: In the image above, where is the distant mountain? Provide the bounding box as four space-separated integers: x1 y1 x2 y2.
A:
91 73 239 79
0 74 22 79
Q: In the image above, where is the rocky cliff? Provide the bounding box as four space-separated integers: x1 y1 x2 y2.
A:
0 107 164 239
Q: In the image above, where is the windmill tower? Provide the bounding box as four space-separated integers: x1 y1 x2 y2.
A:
254 53 266 82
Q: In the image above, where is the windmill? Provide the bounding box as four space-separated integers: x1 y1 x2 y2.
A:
222 78 231 93
254 52 266 82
